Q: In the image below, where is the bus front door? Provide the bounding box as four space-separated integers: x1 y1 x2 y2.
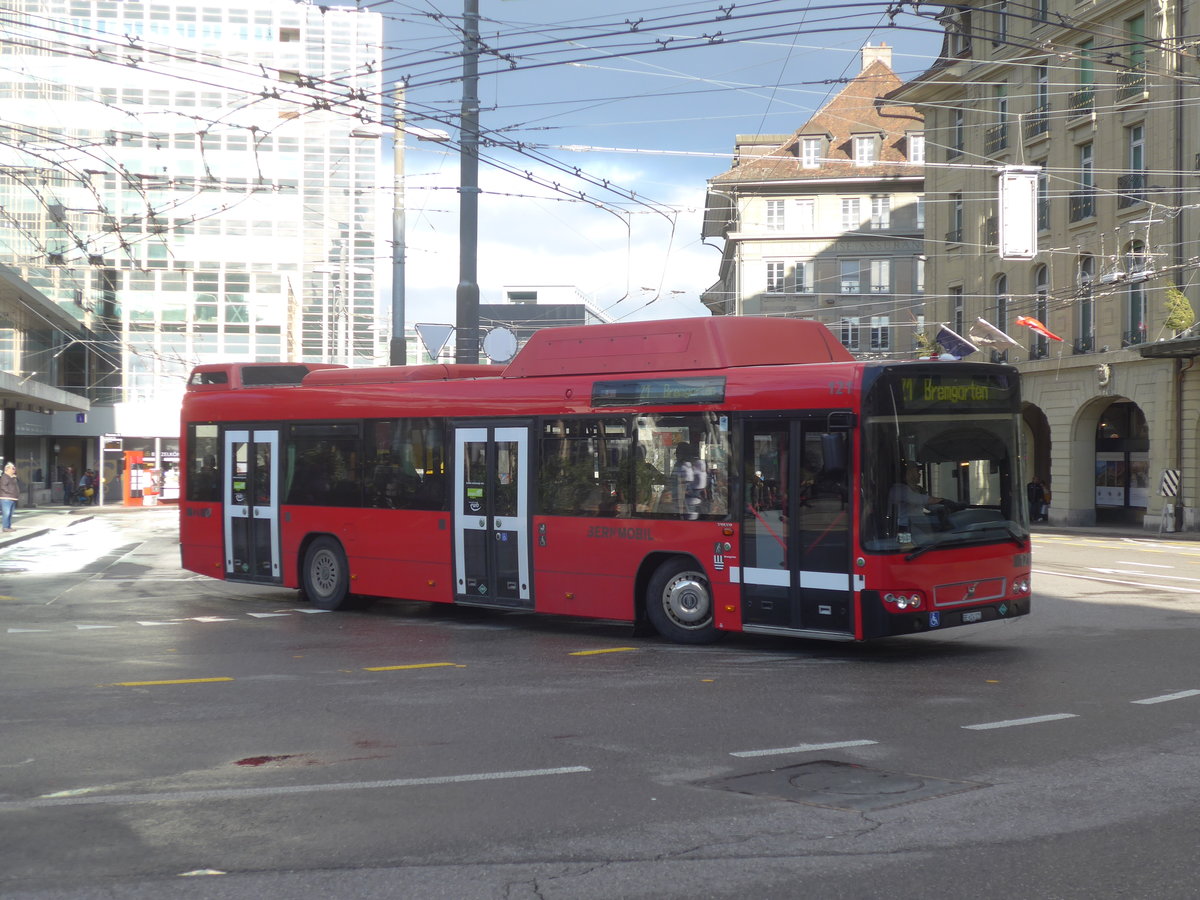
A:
453 425 532 608
740 418 854 637
223 429 281 583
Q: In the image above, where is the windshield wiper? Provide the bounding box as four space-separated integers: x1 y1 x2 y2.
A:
904 523 1026 561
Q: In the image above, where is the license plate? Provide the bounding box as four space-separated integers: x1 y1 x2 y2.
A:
962 610 983 624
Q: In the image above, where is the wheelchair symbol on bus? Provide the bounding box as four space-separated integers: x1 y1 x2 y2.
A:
929 612 941 628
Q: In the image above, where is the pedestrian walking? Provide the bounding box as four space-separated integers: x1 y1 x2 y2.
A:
1027 476 1048 523
0 462 20 532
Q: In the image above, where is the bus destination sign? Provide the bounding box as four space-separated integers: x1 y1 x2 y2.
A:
894 371 1017 412
592 376 726 408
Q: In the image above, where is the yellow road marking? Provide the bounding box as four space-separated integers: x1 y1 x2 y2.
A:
569 647 638 656
363 662 462 671
112 677 234 686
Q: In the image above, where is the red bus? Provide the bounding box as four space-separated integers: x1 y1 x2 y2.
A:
179 317 1031 644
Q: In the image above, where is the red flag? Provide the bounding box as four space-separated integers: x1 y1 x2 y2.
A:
1016 315 1063 342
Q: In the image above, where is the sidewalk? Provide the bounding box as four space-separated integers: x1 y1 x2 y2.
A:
0 501 171 548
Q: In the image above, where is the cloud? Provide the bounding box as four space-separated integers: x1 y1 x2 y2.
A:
399 153 712 325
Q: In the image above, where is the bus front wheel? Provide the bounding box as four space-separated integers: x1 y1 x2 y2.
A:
646 558 717 644
301 536 351 610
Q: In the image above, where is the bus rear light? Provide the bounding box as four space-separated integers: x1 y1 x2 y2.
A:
883 592 924 611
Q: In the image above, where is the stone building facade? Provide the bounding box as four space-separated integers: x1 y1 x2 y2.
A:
890 1 1200 530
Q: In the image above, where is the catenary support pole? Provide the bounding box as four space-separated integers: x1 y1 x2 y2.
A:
455 0 480 364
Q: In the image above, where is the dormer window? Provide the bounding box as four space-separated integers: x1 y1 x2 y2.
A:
944 7 973 57
907 131 925 164
800 136 824 168
853 134 881 166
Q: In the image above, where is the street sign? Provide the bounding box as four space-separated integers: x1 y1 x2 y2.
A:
415 323 455 360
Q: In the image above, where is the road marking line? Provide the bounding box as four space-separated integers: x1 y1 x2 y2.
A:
288 608 331 614
730 739 877 758
1032 569 1198 594
1088 568 1200 584
963 713 1077 731
362 662 460 672
1132 689 1200 705
569 647 638 656
111 677 234 687
7 628 50 633
1115 561 1173 568
247 612 291 618
6 766 592 810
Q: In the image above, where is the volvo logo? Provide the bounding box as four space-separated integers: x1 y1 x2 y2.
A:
963 582 978 599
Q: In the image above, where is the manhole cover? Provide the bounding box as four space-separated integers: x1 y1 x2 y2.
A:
705 760 987 811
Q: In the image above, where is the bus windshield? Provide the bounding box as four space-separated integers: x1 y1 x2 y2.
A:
860 367 1028 554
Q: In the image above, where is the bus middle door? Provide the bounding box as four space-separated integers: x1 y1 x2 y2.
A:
740 418 854 637
223 428 281 582
453 425 532 608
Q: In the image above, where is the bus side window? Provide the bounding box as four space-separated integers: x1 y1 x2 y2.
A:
635 414 729 519
539 418 632 518
186 424 220 502
364 418 447 511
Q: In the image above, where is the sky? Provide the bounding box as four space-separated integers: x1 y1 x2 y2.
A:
378 1 944 330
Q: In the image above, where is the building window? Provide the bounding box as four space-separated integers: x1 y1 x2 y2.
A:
765 199 785 231
1076 255 1094 353
948 192 964 243
947 8 972 57
766 261 785 293
1026 64 1049 138
985 82 1008 154
908 132 925 164
870 195 891 230
841 198 861 230
840 259 860 294
1070 39 1095 113
794 261 811 293
1031 264 1049 359
1119 124 1145 207
840 317 861 351
1070 142 1094 222
1124 241 1148 346
992 0 1008 46
853 135 877 166
801 137 821 168
869 259 891 293
993 273 1008 329
1036 164 1049 230
916 195 925 230
914 256 926 294
950 109 964 159
951 286 965 336
870 316 891 350
794 197 815 232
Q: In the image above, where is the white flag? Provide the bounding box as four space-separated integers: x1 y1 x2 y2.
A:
969 317 1021 348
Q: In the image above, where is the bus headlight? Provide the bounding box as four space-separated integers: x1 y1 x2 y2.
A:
1013 576 1031 595
883 592 924 611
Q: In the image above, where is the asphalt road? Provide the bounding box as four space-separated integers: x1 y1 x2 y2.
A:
2 513 1199 899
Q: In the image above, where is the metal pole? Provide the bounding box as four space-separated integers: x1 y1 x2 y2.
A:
455 0 480 364
390 81 408 366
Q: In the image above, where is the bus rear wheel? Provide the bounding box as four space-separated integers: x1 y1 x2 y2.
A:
301 536 351 610
646 558 717 644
